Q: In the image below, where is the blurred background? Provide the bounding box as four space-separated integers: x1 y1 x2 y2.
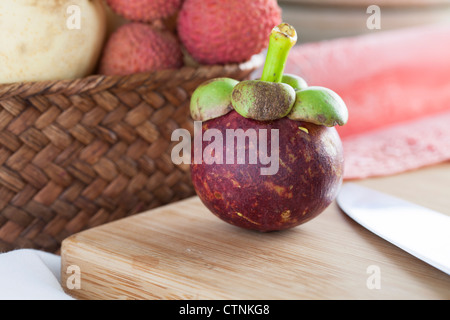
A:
278 0 450 43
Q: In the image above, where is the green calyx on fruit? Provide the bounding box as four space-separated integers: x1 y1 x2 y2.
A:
231 80 295 121
281 74 308 91
230 23 297 121
288 86 349 126
189 22 348 127
190 77 239 121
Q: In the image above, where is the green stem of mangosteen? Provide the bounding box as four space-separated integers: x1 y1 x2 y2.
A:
260 23 297 83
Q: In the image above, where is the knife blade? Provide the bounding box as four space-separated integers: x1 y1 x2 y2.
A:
336 183 450 275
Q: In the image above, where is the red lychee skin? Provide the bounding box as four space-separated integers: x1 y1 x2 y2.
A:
106 0 182 22
190 111 344 232
99 23 183 76
177 0 282 65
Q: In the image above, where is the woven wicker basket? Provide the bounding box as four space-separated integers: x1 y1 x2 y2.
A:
0 57 262 253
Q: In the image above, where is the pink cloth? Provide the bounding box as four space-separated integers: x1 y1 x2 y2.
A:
342 111 450 180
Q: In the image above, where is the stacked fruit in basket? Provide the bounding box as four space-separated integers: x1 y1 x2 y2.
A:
103 0 282 74
0 0 282 84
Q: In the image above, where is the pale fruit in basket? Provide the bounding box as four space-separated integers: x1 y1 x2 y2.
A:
0 0 107 84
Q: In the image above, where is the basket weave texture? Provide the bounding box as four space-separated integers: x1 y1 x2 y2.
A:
0 60 260 253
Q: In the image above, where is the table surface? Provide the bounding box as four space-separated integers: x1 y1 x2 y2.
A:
60 163 450 300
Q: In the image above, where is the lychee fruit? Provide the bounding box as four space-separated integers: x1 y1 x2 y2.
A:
105 0 182 22
177 0 282 65
99 22 183 76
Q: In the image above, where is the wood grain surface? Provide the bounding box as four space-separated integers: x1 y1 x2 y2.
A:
60 163 450 300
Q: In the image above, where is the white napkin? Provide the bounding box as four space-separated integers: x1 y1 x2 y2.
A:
0 249 74 300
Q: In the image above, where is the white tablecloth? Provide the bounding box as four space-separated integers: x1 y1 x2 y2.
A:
0 249 74 300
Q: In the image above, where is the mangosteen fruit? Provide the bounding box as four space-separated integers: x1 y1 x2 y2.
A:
189 23 348 231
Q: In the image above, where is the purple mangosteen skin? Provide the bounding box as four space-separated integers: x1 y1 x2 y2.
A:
190 111 344 231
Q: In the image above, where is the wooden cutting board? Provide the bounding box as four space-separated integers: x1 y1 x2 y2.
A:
60 163 450 300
